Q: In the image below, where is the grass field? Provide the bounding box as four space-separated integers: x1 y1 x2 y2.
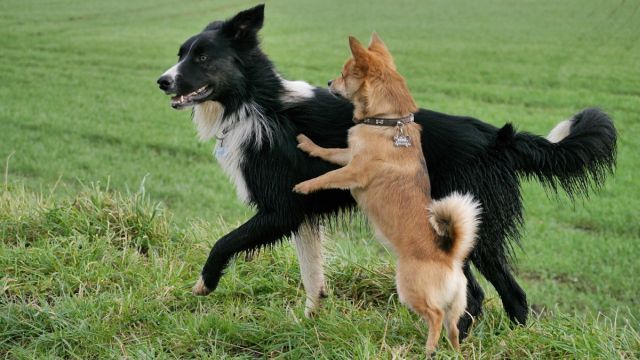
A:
1 0 639 358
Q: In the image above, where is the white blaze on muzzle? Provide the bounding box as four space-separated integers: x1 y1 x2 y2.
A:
161 60 182 82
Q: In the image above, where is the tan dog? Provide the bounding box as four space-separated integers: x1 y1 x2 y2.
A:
293 34 481 355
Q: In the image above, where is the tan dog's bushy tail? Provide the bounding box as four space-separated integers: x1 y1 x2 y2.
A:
429 192 481 261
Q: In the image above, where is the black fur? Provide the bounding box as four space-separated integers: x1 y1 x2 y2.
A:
157 5 617 340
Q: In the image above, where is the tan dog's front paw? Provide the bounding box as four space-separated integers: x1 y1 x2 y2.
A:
293 180 315 194
297 134 319 156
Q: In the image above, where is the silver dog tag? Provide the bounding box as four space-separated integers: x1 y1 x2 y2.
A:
393 122 412 147
215 140 227 158
394 135 412 147
215 146 227 158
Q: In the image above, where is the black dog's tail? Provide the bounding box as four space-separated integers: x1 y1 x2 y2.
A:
495 108 617 197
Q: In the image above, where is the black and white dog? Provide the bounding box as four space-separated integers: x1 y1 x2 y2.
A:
156 4 616 339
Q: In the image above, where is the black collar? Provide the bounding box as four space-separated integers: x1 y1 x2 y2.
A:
353 113 414 126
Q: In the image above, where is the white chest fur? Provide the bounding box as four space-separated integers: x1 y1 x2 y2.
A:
192 101 272 203
190 78 315 204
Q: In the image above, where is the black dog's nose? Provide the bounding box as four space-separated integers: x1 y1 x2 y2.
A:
327 80 333 87
157 75 174 91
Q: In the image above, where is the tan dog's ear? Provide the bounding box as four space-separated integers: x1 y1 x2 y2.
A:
368 32 386 50
349 36 369 72
368 32 396 69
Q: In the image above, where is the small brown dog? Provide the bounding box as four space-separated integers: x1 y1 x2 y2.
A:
293 33 481 355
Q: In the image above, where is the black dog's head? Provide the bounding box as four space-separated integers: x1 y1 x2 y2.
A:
157 4 265 109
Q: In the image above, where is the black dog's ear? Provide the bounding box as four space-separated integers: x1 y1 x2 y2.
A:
221 4 265 41
203 20 223 32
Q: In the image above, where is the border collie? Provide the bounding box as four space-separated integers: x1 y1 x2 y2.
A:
156 4 617 339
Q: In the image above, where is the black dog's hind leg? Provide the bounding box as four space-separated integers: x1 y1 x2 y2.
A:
193 212 300 295
457 261 485 341
475 255 528 325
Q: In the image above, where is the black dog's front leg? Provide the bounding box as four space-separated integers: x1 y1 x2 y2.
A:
193 212 299 295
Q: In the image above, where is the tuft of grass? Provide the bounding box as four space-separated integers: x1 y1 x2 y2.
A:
1 186 638 358
1 183 170 253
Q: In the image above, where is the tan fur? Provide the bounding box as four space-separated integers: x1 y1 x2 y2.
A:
294 33 480 355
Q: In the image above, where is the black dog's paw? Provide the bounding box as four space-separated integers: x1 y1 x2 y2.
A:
192 276 212 296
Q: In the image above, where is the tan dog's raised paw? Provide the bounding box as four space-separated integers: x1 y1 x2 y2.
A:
297 134 320 157
293 180 316 194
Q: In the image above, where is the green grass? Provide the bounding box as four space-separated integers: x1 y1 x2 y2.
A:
1 186 638 358
1 0 639 358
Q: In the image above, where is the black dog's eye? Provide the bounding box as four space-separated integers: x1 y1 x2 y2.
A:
198 55 208 62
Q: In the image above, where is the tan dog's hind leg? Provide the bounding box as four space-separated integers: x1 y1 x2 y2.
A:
418 304 444 356
445 315 460 351
297 134 352 166
293 166 361 194
445 286 467 351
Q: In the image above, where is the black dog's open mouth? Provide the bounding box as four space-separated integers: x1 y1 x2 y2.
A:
170 85 214 109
